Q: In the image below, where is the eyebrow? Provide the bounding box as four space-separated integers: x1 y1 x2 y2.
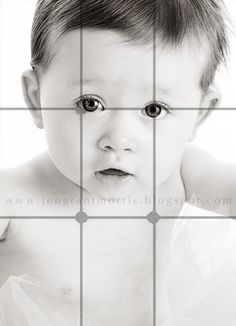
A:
69 78 171 96
69 78 105 87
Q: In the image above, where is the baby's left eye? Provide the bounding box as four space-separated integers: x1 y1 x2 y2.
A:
143 102 171 119
76 95 105 113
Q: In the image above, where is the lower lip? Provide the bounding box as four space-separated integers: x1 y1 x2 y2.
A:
95 172 133 185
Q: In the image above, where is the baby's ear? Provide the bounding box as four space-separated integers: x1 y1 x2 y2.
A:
188 85 221 141
199 84 222 116
21 69 44 129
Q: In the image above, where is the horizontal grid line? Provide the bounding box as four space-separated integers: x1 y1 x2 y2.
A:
1 107 236 111
0 215 235 219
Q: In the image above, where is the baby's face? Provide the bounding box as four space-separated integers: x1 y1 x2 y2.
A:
38 29 209 199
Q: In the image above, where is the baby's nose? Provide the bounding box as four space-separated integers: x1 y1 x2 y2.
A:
98 135 138 153
97 112 139 153
98 110 140 153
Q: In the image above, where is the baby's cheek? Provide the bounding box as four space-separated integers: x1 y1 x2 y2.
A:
43 113 82 180
155 135 186 183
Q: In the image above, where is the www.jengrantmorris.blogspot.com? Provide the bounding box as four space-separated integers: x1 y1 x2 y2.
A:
2 196 231 207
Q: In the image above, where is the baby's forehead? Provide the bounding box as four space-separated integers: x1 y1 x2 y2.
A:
51 28 209 60
45 29 210 93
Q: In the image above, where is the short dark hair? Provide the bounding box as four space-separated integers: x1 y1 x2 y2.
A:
31 0 229 91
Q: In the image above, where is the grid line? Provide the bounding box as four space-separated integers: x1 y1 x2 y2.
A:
79 111 84 213
79 2 84 325
1 215 236 219
153 119 156 213
1 107 236 110
153 224 157 326
80 221 83 326
153 1 157 323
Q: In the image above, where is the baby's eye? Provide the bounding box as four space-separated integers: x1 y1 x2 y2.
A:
143 102 171 119
76 95 105 113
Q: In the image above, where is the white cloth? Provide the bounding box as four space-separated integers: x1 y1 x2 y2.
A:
156 204 236 325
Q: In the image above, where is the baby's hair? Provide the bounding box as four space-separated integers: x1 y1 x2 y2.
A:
31 0 229 91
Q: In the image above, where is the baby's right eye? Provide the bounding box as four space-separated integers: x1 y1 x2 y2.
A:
142 101 171 119
76 95 105 113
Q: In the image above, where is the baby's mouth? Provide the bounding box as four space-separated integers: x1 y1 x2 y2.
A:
95 168 134 185
98 168 132 176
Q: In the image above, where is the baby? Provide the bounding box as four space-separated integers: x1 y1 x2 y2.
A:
1 0 235 217
1 0 236 325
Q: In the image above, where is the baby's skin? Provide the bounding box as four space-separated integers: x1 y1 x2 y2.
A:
0 29 236 325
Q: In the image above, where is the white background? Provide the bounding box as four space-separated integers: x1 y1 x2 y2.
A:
0 0 236 168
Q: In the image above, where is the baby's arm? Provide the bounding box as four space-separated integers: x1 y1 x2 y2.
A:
181 144 236 215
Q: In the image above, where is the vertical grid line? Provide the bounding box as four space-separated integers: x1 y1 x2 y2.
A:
153 223 157 326
79 0 84 213
79 2 84 326
80 0 83 97
153 1 157 326
153 118 156 212
80 222 84 326
80 113 84 212
153 0 157 102
152 0 157 213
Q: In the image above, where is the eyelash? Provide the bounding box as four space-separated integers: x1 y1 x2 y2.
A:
75 94 172 119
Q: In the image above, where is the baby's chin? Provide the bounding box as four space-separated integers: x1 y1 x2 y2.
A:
54 172 155 214
83 185 153 205
82 190 153 216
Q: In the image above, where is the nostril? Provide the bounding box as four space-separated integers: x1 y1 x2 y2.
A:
104 145 113 151
103 146 132 152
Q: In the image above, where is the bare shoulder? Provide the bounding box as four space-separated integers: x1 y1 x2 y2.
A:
0 151 49 187
181 143 228 193
181 144 236 215
0 152 81 216
0 152 56 216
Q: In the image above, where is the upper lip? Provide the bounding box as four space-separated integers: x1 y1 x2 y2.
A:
96 163 134 175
